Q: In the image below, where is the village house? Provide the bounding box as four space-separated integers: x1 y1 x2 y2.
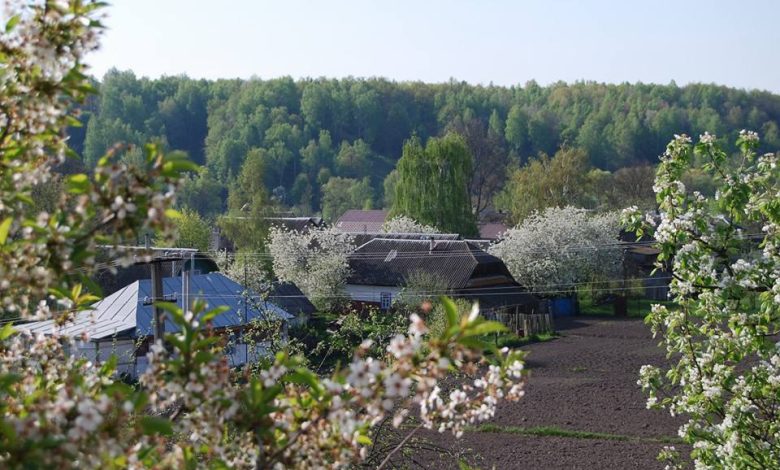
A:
19 272 302 379
345 237 540 315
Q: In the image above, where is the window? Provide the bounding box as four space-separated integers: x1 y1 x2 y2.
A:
380 292 392 310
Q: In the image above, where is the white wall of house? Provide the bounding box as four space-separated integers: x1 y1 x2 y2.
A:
69 337 278 380
71 339 138 377
345 284 402 308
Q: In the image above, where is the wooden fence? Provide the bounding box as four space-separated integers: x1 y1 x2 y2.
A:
488 307 555 337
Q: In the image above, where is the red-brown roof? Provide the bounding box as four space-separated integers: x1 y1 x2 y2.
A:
335 210 389 232
478 222 509 240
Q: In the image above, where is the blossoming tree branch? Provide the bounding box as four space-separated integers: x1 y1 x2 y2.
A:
623 131 780 469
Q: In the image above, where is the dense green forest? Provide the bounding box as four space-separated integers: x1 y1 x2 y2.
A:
72 70 780 224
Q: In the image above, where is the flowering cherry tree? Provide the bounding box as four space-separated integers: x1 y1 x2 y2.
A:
0 2 527 468
382 215 440 234
489 206 623 293
267 226 354 310
623 132 780 468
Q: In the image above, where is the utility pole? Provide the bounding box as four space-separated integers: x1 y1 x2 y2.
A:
243 255 248 326
145 235 166 342
151 261 165 342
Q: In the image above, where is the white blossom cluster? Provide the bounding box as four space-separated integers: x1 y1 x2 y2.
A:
489 206 623 293
382 215 440 234
267 226 354 310
0 331 142 467
625 132 780 469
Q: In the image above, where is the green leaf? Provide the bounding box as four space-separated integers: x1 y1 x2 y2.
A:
286 368 322 396
66 173 90 194
162 160 199 176
440 296 459 328
464 321 508 338
0 217 12 244
139 416 173 436
5 15 19 33
356 434 372 446
0 372 21 391
0 323 16 341
201 305 229 323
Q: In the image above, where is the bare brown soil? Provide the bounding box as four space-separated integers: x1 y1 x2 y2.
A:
411 316 688 469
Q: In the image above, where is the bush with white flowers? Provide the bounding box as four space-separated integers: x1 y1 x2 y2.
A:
623 132 780 469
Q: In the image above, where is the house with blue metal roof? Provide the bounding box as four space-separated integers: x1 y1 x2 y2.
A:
20 272 295 378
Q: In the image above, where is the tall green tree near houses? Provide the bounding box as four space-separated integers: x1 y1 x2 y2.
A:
390 133 478 236
171 208 211 252
321 176 374 222
218 148 275 251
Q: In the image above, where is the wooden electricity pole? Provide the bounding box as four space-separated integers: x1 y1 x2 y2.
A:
150 260 166 342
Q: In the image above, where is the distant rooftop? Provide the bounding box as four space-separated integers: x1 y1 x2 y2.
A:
334 209 389 232
478 222 509 241
346 231 461 248
347 238 513 289
19 273 294 340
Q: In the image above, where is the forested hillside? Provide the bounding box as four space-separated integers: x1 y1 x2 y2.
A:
73 70 780 221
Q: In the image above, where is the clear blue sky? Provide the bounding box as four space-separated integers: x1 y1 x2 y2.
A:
89 0 780 92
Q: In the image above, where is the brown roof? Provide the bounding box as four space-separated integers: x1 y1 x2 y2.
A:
335 210 389 232
347 238 513 289
478 222 509 240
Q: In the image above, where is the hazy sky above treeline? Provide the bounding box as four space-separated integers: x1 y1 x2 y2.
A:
90 0 780 92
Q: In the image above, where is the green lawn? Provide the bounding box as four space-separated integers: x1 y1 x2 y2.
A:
578 289 676 318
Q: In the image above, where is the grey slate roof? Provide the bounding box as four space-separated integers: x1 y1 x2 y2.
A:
267 282 317 316
20 273 293 340
346 238 514 289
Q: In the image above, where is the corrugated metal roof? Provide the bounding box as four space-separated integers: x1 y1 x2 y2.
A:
20 273 293 340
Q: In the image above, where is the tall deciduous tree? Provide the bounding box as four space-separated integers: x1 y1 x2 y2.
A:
390 133 477 236
218 148 274 250
449 118 509 219
496 146 590 225
171 208 211 252
320 176 374 222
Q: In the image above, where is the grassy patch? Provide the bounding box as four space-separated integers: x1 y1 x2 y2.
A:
577 289 677 318
495 331 558 349
470 424 681 444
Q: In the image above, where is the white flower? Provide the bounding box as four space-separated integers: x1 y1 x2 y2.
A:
383 373 412 398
